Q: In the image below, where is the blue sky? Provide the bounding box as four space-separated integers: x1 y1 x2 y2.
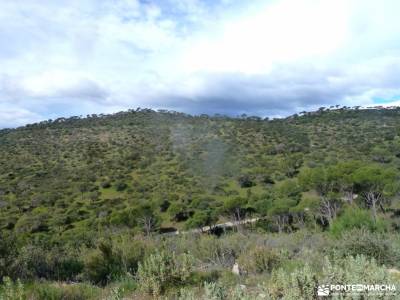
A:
1 0 400 127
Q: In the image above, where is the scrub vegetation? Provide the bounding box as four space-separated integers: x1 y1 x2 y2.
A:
1 106 400 299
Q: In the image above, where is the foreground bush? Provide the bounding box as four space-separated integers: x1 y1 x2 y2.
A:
0 277 25 300
177 283 265 300
2 231 400 299
237 246 282 274
266 263 317 299
84 241 124 285
264 255 399 299
32 282 101 300
334 229 400 268
137 250 194 296
7 245 83 282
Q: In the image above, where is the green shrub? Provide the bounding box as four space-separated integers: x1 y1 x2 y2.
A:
101 181 111 189
32 282 100 300
107 274 137 300
9 246 83 281
9 245 46 280
334 229 400 267
113 237 149 274
115 182 127 191
320 255 398 298
266 263 317 299
189 270 220 285
230 285 265 300
185 210 217 230
0 234 18 280
237 246 281 274
176 284 263 300
330 208 387 237
203 282 227 300
84 241 124 285
107 286 124 300
167 235 238 268
177 287 196 300
0 277 25 300
195 234 248 267
136 250 194 296
263 255 399 299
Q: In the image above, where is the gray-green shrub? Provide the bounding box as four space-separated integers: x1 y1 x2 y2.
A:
203 282 227 300
237 246 281 274
136 250 194 296
263 255 399 300
334 229 400 268
0 277 25 300
32 283 100 300
84 241 124 285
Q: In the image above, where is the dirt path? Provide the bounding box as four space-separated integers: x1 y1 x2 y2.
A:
162 217 263 236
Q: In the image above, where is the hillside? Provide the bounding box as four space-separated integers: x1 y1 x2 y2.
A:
1 107 400 243
1 107 400 298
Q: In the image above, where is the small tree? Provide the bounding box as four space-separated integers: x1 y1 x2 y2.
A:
185 210 218 232
136 205 161 236
223 197 248 231
353 165 399 222
224 197 247 222
84 240 124 285
238 175 254 188
371 146 392 163
299 167 342 226
327 161 362 203
268 198 296 233
319 194 341 227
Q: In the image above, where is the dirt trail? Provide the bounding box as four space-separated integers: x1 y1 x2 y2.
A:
162 217 263 236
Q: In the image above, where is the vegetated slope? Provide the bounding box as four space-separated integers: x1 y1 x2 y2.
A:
1 107 400 245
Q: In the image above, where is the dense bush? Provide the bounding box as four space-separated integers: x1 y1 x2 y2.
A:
84 241 124 285
330 208 388 237
32 283 100 300
334 229 400 267
321 255 398 298
114 237 150 275
136 250 194 296
1 231 400 299
266 263 317 299
237 246 281 274
165 234 239 269
203 282 228 300
238 175 254 188
0 233 17 280
264 255 398 299
115 182 127 192
0 277 25 300
8 245 83 281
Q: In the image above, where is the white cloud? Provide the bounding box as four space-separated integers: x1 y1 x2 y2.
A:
0 105 42 128
1 0 400 127
182 0 350 74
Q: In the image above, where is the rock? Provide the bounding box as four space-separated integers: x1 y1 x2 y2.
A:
232 262 240 275
388 268 400 274
258 293 267 299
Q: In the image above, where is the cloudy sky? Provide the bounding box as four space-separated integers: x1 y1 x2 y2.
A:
1 0 400 127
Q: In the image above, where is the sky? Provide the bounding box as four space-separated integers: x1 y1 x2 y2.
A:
1 0 400 127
